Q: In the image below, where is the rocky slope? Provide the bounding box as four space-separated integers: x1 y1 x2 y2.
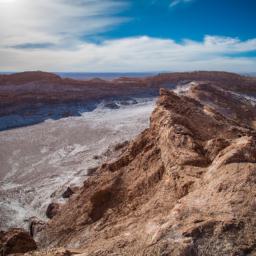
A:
28 80 256 256
1 72 256 255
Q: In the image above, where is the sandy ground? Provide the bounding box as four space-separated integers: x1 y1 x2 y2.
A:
0 99 155 230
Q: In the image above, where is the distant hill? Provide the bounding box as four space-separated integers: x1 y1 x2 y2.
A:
1 70 256 126
56 72 156 80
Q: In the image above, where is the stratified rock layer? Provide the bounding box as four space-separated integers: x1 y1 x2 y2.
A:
35 81 256 255
1 71 256 118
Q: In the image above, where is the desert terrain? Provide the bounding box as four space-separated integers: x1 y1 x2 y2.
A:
1 71 256 256
0 96 155 230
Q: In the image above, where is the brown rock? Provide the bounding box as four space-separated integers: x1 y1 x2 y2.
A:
62 187 76 199
8 73 254 255
0 228 37 255
46 203 60 219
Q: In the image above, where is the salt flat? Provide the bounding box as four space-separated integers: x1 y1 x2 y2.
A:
0 99 155 230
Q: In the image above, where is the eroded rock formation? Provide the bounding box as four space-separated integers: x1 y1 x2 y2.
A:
33 81 256 255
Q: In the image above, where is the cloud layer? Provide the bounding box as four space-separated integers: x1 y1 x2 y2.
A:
1 35 256 72
0 0 255 72
0 0 129 48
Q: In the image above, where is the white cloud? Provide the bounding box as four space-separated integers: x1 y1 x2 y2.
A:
0 0 129 48
169 0 193 8
0 35 255 72
0 1 255 73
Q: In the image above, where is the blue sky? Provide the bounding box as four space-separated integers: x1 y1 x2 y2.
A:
108 0 256 41
0 0 256 72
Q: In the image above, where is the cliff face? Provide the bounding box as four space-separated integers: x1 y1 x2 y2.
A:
36 82 256 256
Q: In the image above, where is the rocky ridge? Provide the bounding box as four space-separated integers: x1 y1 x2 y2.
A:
31 80 256 256
1 72 256 255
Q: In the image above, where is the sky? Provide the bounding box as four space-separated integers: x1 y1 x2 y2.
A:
0 0 256 72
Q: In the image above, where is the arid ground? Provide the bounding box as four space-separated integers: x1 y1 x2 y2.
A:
0 99 155 230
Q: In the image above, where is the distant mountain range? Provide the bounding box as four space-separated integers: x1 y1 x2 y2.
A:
56 72 157 80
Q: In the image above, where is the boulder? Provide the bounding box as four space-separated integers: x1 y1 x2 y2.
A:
62 186 78 199
46 203 60 219
0 228 37 255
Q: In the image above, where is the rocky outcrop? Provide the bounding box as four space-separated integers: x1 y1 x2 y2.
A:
46 203 61 219
34 82 256 255
0 228 37 255
187 82 256 128
62 187 78 199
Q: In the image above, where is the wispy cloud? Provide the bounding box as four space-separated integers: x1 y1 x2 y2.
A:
169 0 194 8
0 0 129 49
1 35 255 72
